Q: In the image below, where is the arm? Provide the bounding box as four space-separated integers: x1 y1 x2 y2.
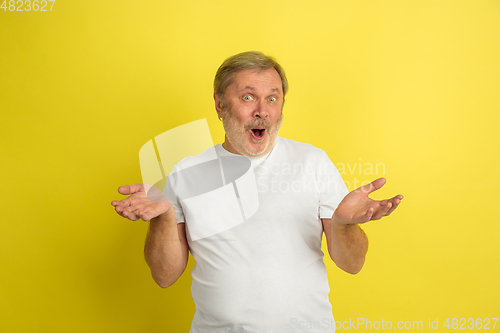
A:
144 210 189 288
322 218 368 274
323 178 403 274
112 184 189 288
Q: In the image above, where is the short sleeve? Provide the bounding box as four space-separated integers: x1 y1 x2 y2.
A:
162 171 186 224
317 151 349 219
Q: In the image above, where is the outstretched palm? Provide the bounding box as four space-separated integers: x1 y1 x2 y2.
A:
111 184 172 221
333 178 403 225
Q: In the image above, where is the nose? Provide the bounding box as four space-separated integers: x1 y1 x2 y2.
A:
253 99 268 119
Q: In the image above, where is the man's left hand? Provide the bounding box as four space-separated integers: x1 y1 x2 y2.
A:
332 178 403 225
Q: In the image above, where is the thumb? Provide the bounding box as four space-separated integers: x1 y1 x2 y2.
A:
357 178 386 194
118 184 145 195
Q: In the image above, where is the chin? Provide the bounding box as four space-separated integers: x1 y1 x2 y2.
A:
245 142 270 157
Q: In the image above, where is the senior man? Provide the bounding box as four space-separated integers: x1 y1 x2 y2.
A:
112 51 403 332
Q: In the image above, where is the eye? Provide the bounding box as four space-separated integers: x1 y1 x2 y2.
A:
269 97 277 102
243 95 253 101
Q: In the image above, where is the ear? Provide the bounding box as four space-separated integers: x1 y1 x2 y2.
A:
214 92 223 118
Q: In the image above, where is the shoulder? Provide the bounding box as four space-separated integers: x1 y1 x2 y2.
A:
276 137 328 159
170 145 219 174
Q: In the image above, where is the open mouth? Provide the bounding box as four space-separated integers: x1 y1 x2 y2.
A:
250 128 266 140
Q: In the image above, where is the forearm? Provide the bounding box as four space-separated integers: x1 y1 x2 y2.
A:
144 209 188 288
328 218 368 274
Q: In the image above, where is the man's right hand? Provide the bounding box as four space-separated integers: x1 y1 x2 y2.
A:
111 184 173 221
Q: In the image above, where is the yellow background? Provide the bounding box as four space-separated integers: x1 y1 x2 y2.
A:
1 0 499 331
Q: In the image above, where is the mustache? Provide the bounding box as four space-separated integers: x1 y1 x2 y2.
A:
244 119 271 131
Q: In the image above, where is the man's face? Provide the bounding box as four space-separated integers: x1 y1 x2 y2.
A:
215 68 284 157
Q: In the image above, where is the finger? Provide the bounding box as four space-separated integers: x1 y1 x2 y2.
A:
119 193 147 208
372 203 391 220
118 184 145 195
121 209 140 221
122 195 143 208
112 197 134 208
378 199 389 206
114 205 124 215
364 207 375 222
138 206 164 221
122 204 141 215
137 208 155 221
115 206 125 217
372 202 392 220
112 198 133 207
354 207 374 223
124 203 148 218
115 203 139 219
386 198 402 216
374 193 403 205
357 178 386 194
114 197 132 208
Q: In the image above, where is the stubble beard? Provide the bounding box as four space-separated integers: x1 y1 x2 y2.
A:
221 109 283 157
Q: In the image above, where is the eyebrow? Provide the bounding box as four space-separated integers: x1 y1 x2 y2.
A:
243 86 281 93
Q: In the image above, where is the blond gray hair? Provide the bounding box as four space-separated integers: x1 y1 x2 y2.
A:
214 51 288 109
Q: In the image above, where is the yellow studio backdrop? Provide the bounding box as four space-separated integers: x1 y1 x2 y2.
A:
1 0 499 332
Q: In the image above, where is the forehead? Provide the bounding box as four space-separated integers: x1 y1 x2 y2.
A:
228 68 283 94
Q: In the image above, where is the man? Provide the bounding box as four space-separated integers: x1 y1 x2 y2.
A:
112 51 403 332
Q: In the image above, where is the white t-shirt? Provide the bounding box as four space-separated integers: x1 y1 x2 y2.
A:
164 137 348 333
